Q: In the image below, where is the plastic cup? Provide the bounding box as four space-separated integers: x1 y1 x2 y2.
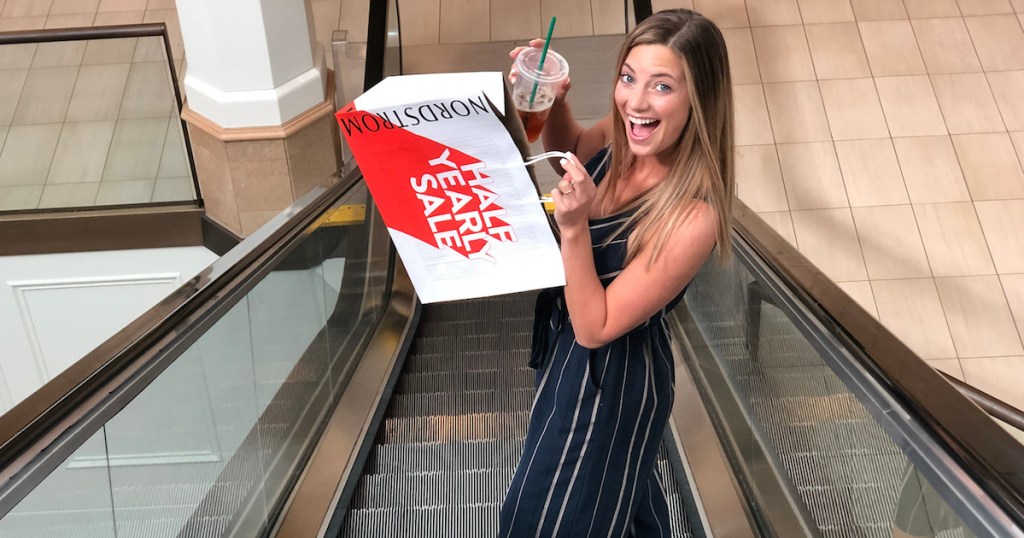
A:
513 47 569 143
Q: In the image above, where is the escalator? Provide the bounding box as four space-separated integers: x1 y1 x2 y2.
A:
0 1 1022 537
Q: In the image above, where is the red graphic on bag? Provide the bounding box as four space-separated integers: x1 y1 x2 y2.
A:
336 108 517 263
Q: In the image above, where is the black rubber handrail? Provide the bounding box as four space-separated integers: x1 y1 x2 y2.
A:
732 198 1024 527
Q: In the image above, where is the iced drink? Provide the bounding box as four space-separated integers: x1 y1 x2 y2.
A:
513 47 569 143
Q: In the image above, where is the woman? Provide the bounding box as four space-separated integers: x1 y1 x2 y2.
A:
499 9 734 538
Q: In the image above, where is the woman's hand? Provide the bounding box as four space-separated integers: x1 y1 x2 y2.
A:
551 153 595 231
508 39 572 102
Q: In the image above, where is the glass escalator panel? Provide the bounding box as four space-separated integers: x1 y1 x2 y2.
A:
673 239 1017 538
0 182 389 537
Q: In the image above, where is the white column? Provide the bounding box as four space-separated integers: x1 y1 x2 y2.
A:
176 0 326 128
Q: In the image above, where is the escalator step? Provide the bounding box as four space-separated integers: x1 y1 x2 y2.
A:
413 317 533 339
387 388 535 418
365 438 525 475
379 411 531 444
409 332 534 355
395 368 534 394
351 468 514 508
403 350 531 374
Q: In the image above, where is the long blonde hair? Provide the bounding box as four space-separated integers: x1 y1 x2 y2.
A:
600 9 734 265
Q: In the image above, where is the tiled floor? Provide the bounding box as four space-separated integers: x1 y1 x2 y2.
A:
0 10 193 211
3 0 1022 417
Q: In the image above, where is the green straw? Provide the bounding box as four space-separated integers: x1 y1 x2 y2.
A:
529 16 558 106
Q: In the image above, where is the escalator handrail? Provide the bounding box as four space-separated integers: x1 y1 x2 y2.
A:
941 372 1024 432
731 197 1024 525
0 168 365 515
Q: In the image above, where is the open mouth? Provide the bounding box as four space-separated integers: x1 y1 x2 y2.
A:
628 115 660 140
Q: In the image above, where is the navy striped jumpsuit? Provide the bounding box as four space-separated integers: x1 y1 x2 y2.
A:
500 149 682 537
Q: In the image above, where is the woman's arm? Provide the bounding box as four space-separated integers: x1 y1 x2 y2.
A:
552 157 719 349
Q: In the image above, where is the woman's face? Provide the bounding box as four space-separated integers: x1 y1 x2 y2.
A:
614 44 692 164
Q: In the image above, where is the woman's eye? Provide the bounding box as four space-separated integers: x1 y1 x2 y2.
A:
654 83 671 93
619 73 634 84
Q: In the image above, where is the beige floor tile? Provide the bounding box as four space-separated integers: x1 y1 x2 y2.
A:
0 17 44 31
103 117 169 181
540 0 593 38
964 15 1024 71
119 62 174 119
836 280 879 318
756 210 798 245
47 121 116 184
961 356 1024 410
491 0 541 40
0 43 35 70
926 358 964 380
158 120 189 179
874 75 947 137
778 142 849 209
798 0 855 22
892 136 972 203
1014 0 1024 11
736 145 789 212
751 25 815 83
746 0 802 26
936 275 1024 357
31 41 86 68
903 0 961 16
931 73 1005 134
952 133 1024 200
763 81 832 143
0 69 27 125
65 64 130 122
850 0 908 19
141 10 183 61
97 0 146 12
871 278 958 359
0 123 62 186
49 0 99 14
1002 274 1024 340
693 0 749 28
0 185 43 211
92 10 143 25
0 125 6 150
987 71 1024 132
652 0 695 10
591 0 626 35
1013 132 1024 163
132 36 164 62
95 179 156 205
44 13 95 28
834 139 909 206
12 66 78 125
858 20 926 76
38 182 100 208
791 208 868 280
1 0 50 17
911 18 982 74
818 78 889 140
82 38 137 65
804 22 870 80
853 205 932 278
733 84 775 146
975 200 1024 273
152 177 194 202
722 28 760 84
957 0 1015 15
914 202 996 276
146 0 176 9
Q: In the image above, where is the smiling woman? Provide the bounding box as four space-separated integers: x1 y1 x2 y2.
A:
500 9 735 538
